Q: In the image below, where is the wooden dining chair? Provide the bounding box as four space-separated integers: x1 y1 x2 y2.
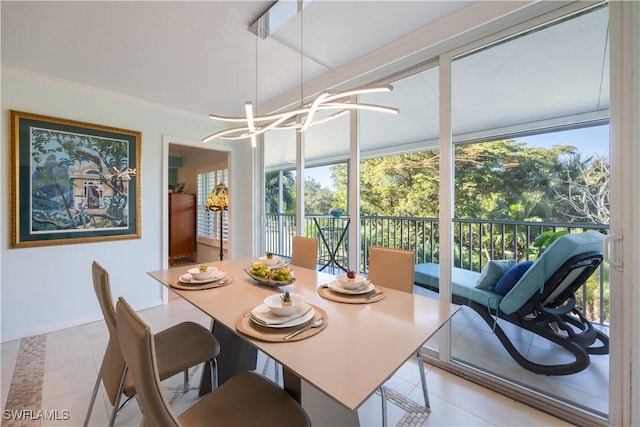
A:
115 297 311 427
289 236 319 270
367 246 429 426
84 261 221 427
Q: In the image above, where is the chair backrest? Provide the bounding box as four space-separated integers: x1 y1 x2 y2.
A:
499 231 605 315
116 297 181 427
367 246 415 293
290 236 318 269
92 261 130 404
93 261 118 338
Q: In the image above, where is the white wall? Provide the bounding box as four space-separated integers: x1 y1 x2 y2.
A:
0 68 255 342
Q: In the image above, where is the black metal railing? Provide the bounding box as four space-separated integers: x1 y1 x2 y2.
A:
264 213 610 325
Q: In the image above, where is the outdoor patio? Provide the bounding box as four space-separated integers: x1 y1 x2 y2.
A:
417 288 610 418
265 214 611 419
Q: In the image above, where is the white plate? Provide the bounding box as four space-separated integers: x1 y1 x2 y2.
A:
179 271 226 284
328 280 374 295
257 258 288 269
250 303 314 328
258 255 284 265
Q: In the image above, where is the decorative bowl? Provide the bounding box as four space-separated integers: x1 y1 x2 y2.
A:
188 266 218 281
263 293 304 317
259 255 281 266
245 265 296 287
336 273 368 290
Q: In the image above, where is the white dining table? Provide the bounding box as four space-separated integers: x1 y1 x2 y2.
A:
148 257 458 426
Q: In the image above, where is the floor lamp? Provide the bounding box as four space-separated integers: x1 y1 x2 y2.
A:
206 183 228 261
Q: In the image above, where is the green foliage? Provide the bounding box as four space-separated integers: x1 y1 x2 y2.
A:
304 177 333 214
265 137 611 323
334 151 440 217
454 141 577 220
524 230 570 257
265 171 295 213
326 139 608 223
268 139 609 242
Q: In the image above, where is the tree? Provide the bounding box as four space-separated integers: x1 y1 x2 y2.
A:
265 170 295 213
30 129 133 230
326 139 610 228
551 154 610 224
332 151 441 217
454 141 576 220
305 178 333 215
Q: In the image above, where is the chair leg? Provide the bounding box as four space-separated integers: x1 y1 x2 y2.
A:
114 395 135 417
183 369 190 392
83 373 102 426
415 350 430 409
87 368 135 427
109 367 128 427
379 386 388 427
211 358 219 390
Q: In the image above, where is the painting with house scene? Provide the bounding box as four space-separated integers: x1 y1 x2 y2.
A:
9 111 141 248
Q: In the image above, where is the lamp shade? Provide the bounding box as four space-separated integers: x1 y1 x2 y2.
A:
206 183 228 211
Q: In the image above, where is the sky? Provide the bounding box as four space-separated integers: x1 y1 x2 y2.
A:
305 124 610 188
519 124 609 156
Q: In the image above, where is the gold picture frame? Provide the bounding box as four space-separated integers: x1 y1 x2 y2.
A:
9 110 141 248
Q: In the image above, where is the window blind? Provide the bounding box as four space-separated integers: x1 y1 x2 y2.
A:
197 169 228 242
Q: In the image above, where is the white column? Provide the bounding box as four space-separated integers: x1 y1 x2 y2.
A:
608 2 640 426
438 52 454 363
296 129 306 237
349 99 361 271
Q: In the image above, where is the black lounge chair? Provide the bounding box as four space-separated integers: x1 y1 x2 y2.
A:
414 231 609 375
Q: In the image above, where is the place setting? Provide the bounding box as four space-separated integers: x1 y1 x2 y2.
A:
170 264 234 290
317 270 386 304
235 292 327 342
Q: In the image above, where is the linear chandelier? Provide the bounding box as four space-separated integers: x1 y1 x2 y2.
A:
202 0 398 146
202 85 398 145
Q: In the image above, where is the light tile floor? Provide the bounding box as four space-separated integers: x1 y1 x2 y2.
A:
415 286 610 419
1 294 575 427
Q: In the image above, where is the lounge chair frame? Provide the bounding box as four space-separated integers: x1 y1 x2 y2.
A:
457 252 608 375
416 240 609 376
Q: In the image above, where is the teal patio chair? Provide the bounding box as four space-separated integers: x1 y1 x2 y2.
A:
414 231 609 375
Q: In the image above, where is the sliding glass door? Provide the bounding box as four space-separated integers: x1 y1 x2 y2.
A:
261 2 625 424
444 3 611 422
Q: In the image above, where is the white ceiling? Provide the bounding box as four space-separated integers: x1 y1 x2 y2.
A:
1 1 472 117
2 2 609 169
264 4 610 168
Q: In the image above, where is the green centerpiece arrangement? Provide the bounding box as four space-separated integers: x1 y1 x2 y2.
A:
280 291 292 307
246 261 295 287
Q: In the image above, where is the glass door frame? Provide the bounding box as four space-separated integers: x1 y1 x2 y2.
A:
256 1 639 424
433 2 624 426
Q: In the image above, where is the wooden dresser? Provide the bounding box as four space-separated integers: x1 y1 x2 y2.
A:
168 193 197 265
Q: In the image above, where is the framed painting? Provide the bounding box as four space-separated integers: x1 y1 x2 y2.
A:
9 110 141 248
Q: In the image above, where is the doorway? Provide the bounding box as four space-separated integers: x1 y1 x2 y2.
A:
167 142 229 266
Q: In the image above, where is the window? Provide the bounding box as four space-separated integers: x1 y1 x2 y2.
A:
447 4 610 418
197 168 228 242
